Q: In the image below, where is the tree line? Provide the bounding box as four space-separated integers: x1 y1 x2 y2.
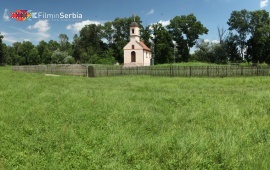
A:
0 9 270 66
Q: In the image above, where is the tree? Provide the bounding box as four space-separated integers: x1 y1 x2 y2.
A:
217 26 227 44
224 32 241 62
17 41 34 65
151 23 174 64
51 49 71 64
58 34 71 52
102 21 114 47
168 14 208 62
194 39 213 62
47 40 60 52
10 42 24 65
248 10 270 64
78 24 107 63
37 40 48 63
0 33 6 65
227 9 251 59
28 48 40 65
41 47 52 64
72 34 81 63
141 25 152 49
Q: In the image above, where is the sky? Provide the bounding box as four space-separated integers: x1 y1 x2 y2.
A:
0 0 269 46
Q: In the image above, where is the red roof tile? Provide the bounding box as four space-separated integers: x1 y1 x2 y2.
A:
139 41 151 51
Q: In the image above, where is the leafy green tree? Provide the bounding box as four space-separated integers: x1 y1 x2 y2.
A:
17 41 34 65
47 40 60 52
102 21 114 47
37 40 48 63
227 10 251 59
194 40 213 62
9 42 24 65
212 44 228 64
151 23 174 64
0 33 6 65
248 10 270 64
141 25 152 49
78 24 107 63
72 34 81 63
98 49 116 64
58 34 71 53
41 47 52 64
51 49 71 64
168 14 208 62
224 32 241 62
28 48 40 65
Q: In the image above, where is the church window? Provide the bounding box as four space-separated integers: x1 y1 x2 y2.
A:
132 45 134 49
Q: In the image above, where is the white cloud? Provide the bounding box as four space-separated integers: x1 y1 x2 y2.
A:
212 40 220 44
203 39 219 44
2 21 51 44
28 20 50 33
204 39 210 43
260 0 268 8
146 9 154 15
3 9 10 21
66 20 102 32
27 20 50 40
158 20 170 27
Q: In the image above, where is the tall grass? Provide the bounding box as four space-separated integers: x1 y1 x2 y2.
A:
0 67 270 169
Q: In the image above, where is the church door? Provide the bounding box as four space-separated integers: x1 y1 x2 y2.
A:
131 51 136 62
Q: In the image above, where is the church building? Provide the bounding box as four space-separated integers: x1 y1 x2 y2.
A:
123 21 152 67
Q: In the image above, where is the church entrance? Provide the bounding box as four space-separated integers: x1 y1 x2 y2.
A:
131 51 136 62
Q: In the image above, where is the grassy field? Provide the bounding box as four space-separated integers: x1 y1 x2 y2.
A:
1 66 270 169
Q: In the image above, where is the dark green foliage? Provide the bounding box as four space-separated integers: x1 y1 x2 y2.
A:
228 9 270 64
0 33 7 65
151 23 174 64
168 14 208 62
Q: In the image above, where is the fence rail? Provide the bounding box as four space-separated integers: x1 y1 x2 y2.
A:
12 65 270 77
92 66 270 77
12 64 88 76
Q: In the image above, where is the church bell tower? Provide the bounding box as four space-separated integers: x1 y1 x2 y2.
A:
130 18 140 42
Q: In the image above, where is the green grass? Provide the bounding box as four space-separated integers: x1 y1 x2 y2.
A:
1 67 270 169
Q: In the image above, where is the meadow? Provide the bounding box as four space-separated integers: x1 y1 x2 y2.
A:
0 66 270 169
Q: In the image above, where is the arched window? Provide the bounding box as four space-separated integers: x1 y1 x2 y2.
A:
132 45 134 49
132 29 134 34
131 51 136 62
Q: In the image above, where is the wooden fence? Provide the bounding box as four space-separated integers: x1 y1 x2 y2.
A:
12 65 270 77
91 66 270 77
12 64 88 76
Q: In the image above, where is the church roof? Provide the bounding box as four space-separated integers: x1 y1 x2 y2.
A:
139 41 151 51
130 21 139 27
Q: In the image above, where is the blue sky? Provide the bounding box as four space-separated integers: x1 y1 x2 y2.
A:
0 0 269 45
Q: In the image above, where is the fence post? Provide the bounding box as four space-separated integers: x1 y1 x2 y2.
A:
190 66 192 77
207 66 209 77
